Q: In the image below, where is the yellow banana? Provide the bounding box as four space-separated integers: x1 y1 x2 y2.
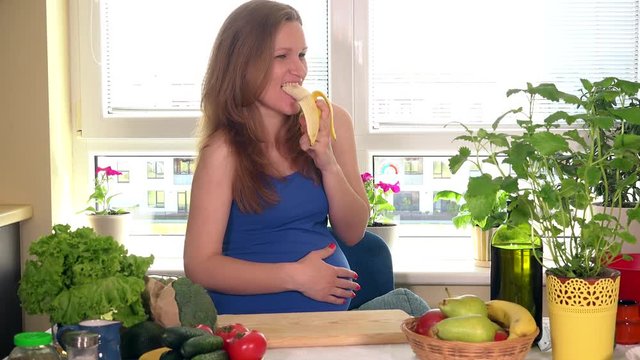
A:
486 300 537 339
282 83 335 145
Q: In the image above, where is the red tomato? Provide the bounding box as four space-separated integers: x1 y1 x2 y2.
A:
227 330 268 360
196 324 214 335
215 323 250 350
415 309 446 336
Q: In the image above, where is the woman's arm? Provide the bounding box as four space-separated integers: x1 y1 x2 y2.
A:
183 133 358 303
300 102 370 245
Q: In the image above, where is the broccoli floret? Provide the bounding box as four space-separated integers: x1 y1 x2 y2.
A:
172 277 218 329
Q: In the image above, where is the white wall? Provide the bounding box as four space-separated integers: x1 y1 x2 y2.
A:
0 0 73 331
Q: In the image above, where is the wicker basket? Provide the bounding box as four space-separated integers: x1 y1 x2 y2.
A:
401 317 540 360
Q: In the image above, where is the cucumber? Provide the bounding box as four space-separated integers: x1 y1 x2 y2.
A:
191 350 229 360
162 326 211 350
181 334 224 358
159 349 184 360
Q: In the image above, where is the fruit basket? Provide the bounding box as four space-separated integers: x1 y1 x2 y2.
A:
401 317 539 360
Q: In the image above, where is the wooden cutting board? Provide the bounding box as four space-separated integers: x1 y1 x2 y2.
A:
217 309 410 348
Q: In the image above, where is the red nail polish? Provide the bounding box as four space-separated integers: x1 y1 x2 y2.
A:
328 243 336 249
355 284 361 291
353 272 359 280
351 292 356 298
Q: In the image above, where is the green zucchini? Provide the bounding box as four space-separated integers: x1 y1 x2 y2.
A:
191 350 229 360
161 326 210 350
181 334 224 358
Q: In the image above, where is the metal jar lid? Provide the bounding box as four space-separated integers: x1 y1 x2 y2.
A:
63 330 99 348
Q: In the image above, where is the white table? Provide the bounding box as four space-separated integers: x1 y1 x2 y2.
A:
263 343 638 359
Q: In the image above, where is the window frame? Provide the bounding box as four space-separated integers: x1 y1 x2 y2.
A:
70 0 640 238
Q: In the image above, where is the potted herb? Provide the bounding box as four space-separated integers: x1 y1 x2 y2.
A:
448 78 639 359
588 80 640 254
361 172 400 245
83 166 131 243
433 189 509 267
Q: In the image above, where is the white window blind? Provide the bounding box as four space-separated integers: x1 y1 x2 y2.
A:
102 0 328 116
369 0 640 130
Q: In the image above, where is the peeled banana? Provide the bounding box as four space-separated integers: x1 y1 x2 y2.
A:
486 300 537 339
282 83 336 145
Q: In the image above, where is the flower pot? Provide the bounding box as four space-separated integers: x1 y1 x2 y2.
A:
546 268 620 360
87 213 131 244
366 224 398 247
471 226 494 267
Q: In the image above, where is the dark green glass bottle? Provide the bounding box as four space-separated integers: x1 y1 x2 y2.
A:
490 222 543 342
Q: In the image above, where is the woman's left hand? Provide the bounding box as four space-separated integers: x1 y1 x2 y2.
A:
299 99 338 172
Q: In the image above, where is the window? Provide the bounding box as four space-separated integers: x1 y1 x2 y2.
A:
433 161 452 179
362 0 640 131
74 0 329 138
174 158 196 175
147 161 165 180
75 2 640 258
148 191 166 208
177 191 190 213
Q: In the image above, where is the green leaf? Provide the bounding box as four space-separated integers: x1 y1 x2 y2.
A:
465 174 500 222
529 132 569 155
449 147 471 174
610 107 640 125
627 207 640 227
433 190 463 203
614 134 640 151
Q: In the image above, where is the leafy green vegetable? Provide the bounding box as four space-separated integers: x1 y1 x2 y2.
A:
18 224 154 326
172 277 218 329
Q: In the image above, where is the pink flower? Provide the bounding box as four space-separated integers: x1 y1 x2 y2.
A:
361 172 373 182
97 166 122 177
376 181 401 193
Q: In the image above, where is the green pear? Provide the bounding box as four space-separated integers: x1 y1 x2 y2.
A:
433 314 496 342
438 294 488 318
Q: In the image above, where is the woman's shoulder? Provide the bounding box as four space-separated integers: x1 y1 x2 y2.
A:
330 103 355 137
199 131 235 166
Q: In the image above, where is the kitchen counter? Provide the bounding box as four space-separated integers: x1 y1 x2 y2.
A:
0 205 32 227
0 204 31 357
263 343 637 359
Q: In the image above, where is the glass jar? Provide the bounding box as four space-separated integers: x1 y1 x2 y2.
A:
62 330 99 360
8 332 61 360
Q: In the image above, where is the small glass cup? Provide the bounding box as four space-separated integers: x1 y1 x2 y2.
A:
615 299 640 345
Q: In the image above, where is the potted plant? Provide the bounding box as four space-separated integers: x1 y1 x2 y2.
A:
589 82 640 254
433 189 509 267
448 77 639 359
83 166 131 243
361 172 400 245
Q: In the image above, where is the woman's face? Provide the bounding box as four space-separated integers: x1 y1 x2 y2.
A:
257 21 308 118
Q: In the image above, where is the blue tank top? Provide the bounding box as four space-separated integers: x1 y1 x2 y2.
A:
208 172 351 314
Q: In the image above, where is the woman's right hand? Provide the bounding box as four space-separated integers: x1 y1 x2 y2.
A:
293 243 360 304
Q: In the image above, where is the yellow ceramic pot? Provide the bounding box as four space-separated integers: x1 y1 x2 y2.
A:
546 269 620 360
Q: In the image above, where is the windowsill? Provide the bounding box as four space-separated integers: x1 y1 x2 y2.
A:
129 236 491 286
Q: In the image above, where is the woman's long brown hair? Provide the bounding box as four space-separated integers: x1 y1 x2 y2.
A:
198 0 320 213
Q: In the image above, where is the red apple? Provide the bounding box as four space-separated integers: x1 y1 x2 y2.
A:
494 329 509 341
415 309 446 336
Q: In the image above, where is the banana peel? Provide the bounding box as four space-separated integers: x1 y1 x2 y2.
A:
282 83 336 145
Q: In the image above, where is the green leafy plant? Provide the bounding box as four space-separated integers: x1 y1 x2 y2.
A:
434 189 509 231
361 172 400 226
84 166 128 215
18 224 154 326
448 77 640 278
